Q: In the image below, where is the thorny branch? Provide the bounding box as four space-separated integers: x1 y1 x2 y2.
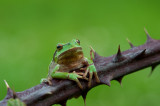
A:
0 29 160 106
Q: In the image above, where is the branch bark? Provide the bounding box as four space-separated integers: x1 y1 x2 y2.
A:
0 33 160 106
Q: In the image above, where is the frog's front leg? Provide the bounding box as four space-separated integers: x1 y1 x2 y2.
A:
51 71 84 89
40 62 59 85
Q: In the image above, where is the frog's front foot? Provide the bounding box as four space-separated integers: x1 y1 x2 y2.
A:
40 77 52 85
87 64 100 88
73 71 88 81
68 72 86 89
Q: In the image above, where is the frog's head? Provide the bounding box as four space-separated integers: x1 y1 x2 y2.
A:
53 39 83 64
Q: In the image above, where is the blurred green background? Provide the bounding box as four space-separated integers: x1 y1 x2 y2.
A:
0 0 160 106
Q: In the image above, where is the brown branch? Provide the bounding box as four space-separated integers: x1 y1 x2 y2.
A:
0 32 160 106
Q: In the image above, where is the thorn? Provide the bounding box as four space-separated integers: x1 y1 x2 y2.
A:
117 45 121 55
89 46 95 53
144 28 154 43
148 64 158 77
140 49 146 55
135 49 146 59
90 46 95 60
152 65 157 72
4 80 17 99
60 100 67 106
82 91 88 106
113 45 125 63
101 79 111 87
12 88 17 99
115 76 123 86
126 38 135 48
4 80 10 89
93 52 103 63
144 28 151 40
47 91 52 95
106 81 111 86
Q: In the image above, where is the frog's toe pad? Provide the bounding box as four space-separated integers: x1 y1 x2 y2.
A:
40 78 48 83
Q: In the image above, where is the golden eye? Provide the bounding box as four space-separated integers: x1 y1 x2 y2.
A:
76 39 80 45
57 44 63 50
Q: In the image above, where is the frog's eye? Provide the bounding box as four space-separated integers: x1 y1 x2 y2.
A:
57 44 63 50
76 39 80 45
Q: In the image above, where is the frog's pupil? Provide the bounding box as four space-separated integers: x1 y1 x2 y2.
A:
57 46 60 48
76 40 80 44
57 44 63 50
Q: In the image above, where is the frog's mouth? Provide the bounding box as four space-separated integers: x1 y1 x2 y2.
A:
57 47 83 64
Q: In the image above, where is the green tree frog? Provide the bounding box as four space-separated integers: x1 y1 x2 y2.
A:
41 39 100 89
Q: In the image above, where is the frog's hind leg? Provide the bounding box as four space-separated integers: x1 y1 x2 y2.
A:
88 47 100 87
88 71 93 87
88 64 100 88
93 71 100 83
90 46 95 60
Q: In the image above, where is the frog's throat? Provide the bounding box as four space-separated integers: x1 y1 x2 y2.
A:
57 47 83 63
